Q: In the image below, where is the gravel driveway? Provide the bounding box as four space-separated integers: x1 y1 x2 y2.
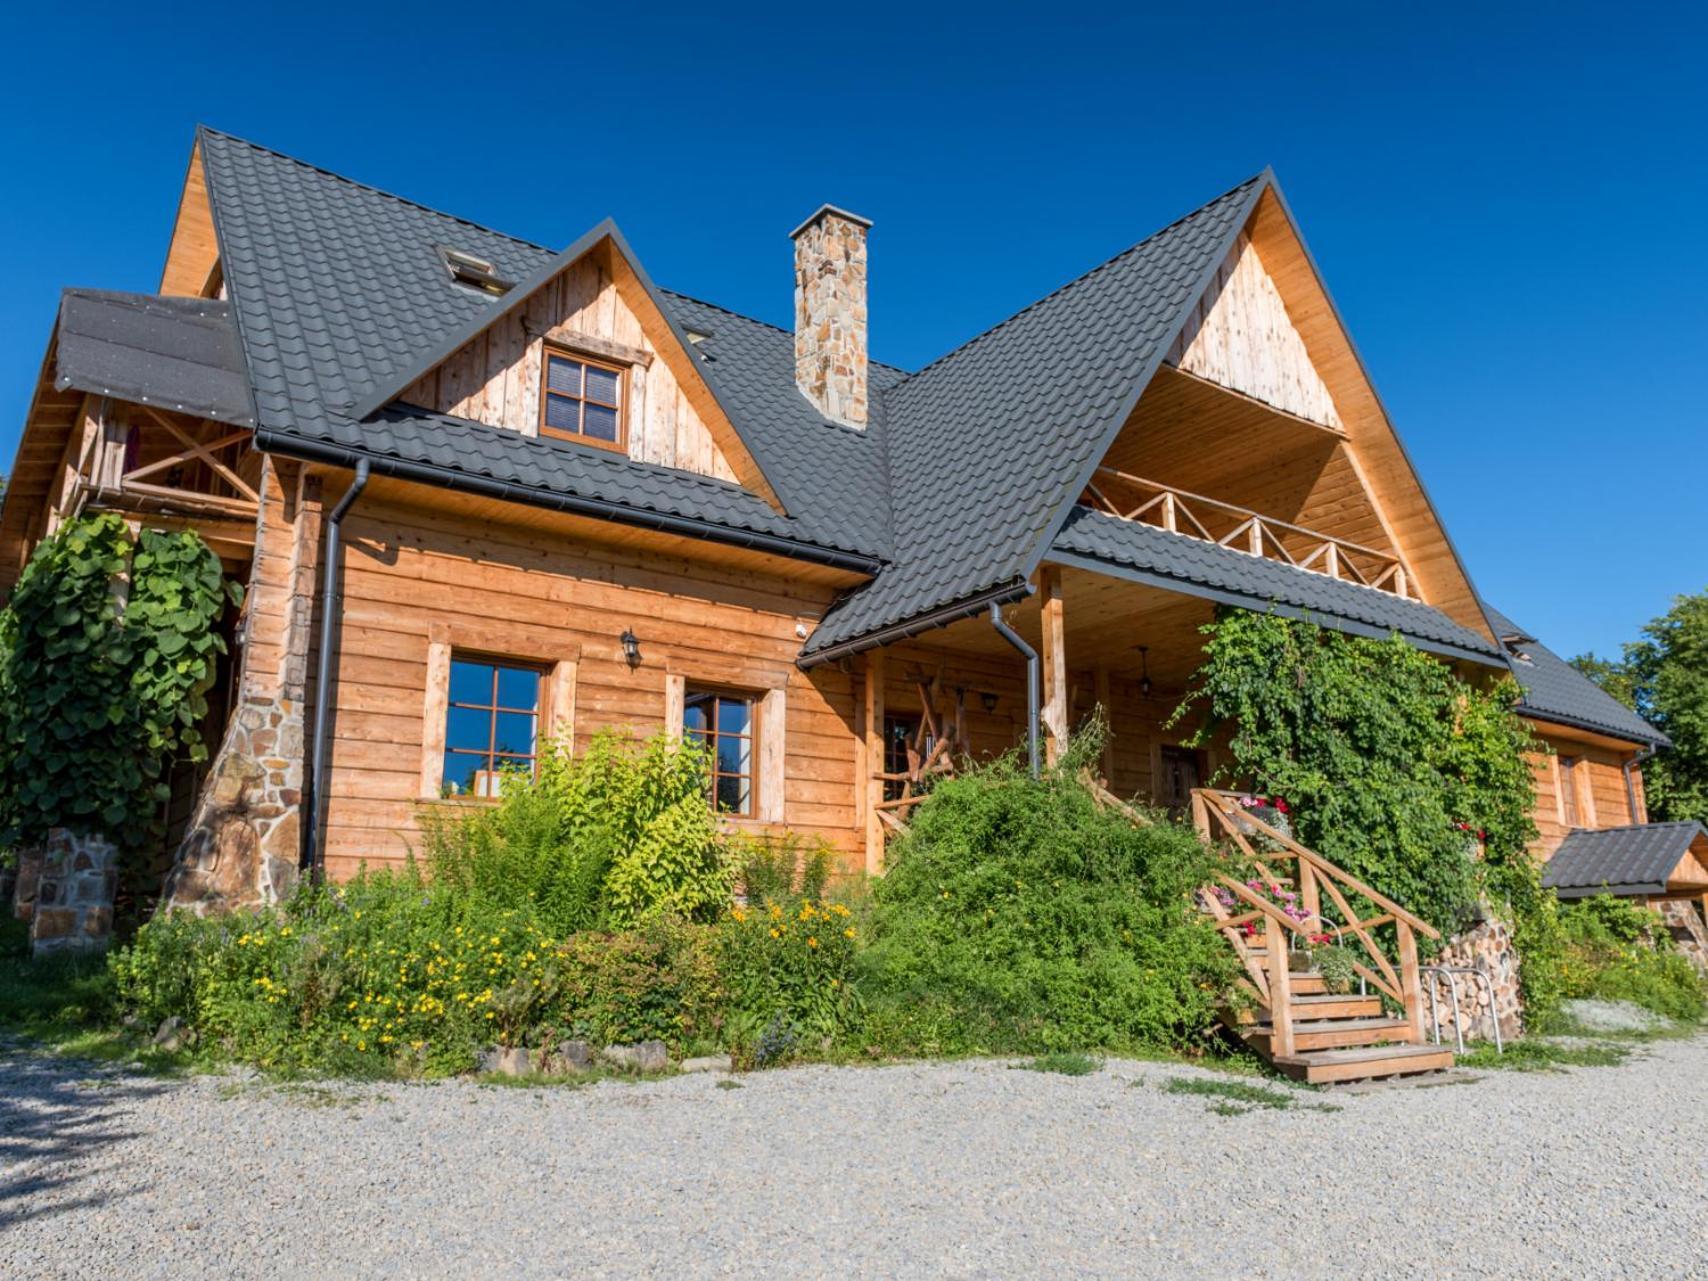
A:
4 1037 1706 1279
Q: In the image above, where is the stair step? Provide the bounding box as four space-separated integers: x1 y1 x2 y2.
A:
1247 1016 1412 1053
1271 1042 1455 1085
1224 993 1382 1025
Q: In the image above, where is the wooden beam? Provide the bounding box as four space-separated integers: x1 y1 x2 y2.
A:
1038 565 1068 766
1094 663 1114 784
863 649 886 874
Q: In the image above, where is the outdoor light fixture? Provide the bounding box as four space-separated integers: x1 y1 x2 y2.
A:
620 629 642 669
1138 646 1153 698
980 690 999 713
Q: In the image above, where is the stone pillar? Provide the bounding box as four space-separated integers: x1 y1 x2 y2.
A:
29 829 118 957
1427 915 1525 1044
791 204 872 428
160 459 320 914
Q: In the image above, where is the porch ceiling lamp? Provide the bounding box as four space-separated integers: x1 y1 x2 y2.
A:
1138 646 1153 698
980 690 999 714
620 629 642 669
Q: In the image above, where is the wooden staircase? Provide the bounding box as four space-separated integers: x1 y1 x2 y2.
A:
1192 789 1455 1085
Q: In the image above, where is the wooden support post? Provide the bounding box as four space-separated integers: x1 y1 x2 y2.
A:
1038 566 1068 766
1266 911 1294 1058
1094 663 1113 785
1160 491 1177 533
863 649 886 876
1190 790 1210 840
1396 921 1425 1044
1299 861 1320 928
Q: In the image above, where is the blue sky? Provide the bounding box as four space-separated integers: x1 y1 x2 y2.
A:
2 1 1701 660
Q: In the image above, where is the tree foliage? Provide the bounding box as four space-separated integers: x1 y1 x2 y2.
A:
1171 609 1541 945
1574 589 1708 825
0 513 238 848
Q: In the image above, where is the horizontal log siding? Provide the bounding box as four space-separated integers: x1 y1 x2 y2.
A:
319 498 858 880
1528 730 1642 860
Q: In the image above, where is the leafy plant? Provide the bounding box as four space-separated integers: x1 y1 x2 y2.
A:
1310 943 1360 996
719 897 862 1065
1551 895 1707 1023
0 512 237 850
855 730 1237 1057
735 831 833 908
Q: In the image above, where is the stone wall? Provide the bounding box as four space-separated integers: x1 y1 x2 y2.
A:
17 830 119 957
1424 914 1525 1044
160 460 320 914
792 205 871 428
1656 899 1708 977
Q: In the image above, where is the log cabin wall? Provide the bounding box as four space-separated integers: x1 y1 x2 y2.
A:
398 257 740 483
1526 727 1646 859
320 492 864 880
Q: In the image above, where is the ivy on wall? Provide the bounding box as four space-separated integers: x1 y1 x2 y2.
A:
1170 609 1544 952
0 512 240 849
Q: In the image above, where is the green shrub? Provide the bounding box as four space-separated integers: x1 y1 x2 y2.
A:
551 918 722 1050
854 738 1236 1056
1553 895 1708 1023
718 897 863 1065
423 729 734 932
734 831 833 908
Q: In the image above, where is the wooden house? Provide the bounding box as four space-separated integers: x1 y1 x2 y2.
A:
1 129 1669 917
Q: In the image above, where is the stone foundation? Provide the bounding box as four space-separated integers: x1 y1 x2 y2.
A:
1656 899 1708 977
1424 914 1524 1044
160 694 304 913
25 830 119 957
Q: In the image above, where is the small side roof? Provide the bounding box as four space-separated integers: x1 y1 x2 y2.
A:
56 290 254 427
1484 604 1668 747
1543 822 1708 898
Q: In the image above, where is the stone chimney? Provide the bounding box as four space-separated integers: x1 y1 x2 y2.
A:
791 204 872 428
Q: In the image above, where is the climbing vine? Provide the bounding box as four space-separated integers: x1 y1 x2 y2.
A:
1169 609 1544 958
0 512 240 849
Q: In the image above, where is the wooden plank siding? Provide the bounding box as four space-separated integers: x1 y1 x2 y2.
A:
1526 726 1645 859
316 494 862 880
399 256 741 485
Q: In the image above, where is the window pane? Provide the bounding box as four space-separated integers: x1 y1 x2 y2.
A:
544 394 580 433
584 364 620 406
714 772 750 815
716 697 752 736
716 733 751 777
683 695 712 733
449 659 493 706
493 711 536 757
583 403 619 442
445 705 492 754
495 666 539 711
441 751 484 797
546 356 582 395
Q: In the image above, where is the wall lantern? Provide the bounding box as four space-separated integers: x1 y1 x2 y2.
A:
620 629 642 669
980 690 999 714
1137 645 1153 698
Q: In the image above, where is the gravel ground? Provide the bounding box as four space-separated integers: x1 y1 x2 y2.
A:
4 1037 1707 1280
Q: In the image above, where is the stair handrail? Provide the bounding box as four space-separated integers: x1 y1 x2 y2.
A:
1192 787 1437 1046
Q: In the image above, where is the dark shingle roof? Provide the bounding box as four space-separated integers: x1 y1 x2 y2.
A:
197 128 888 565
1050 506 1505 662
1543 822 1708 897
1483 605 1667 746
56 290 254 427
803 174 1266 657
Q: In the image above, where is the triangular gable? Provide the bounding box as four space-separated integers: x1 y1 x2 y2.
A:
348 224 783 512
1165 231 1342 430
159 137 221 298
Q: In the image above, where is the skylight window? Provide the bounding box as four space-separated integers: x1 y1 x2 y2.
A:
436 245 515 297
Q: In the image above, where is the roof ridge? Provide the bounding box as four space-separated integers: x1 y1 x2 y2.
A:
893 171 1268 385
198 125 555 255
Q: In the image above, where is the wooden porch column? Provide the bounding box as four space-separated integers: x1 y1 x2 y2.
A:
862 648 886 875
1094 663 1114 785
1038 565 1069 766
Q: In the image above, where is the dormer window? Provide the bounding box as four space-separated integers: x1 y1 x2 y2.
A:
541 347 625 449
437 245 514 297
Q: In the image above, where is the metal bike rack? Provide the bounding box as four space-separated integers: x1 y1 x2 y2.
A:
1421 964 1503 1055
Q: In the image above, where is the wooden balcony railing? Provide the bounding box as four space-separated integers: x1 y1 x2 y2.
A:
1190 788 1439 1056
1082 467 1413 600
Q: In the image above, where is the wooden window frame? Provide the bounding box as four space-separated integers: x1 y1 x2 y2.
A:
684 685 759 819
1559 754 1581 828
439 653 546 799
664 666 787 825
882 713 924 803
539 344 628 452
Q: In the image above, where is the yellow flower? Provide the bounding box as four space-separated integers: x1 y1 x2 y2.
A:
844 927 855 939
770 928 781 939
808 937 819 948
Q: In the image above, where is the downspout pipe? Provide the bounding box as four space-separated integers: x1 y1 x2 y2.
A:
989 601 1040 778
302 459 371 876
